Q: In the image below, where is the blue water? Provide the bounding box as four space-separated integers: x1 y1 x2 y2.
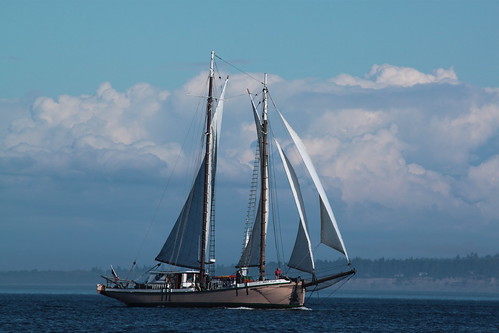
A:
0 292 497 332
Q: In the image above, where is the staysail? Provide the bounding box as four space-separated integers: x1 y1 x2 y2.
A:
278 111 350 262
275 140 315 274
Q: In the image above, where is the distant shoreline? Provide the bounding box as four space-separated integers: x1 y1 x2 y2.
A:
1 277 497 299
2 254 497 297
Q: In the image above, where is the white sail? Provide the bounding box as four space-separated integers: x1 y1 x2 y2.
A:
212 78 228 147
204 78 228 259
248 91 263 153
275 140 315 274
278 111 350 262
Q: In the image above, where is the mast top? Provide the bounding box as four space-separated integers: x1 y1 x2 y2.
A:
262 73 268 121
210 51 215 78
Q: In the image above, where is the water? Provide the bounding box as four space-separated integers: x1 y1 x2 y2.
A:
0 292 497 332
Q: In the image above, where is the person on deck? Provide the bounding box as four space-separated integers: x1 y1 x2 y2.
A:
274 267 282 279
236 270 243 284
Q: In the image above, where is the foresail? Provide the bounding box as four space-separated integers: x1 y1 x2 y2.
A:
278 111 350 262
156 78 228 269
275 140 314 274
155 160 207 268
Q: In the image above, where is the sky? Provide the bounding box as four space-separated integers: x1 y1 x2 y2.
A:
1 0 498 270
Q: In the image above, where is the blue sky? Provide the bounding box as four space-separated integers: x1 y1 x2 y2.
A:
1 1 498 270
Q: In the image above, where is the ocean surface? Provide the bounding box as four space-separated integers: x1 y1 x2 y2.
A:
0 288 497 332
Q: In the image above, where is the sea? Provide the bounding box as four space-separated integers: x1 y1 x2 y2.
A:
0 287 498 332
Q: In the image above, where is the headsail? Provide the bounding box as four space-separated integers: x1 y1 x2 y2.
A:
275 140 315 274
278 111 350 262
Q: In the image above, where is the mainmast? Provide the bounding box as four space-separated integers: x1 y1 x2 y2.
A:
259 74 269 280
200 51 215 288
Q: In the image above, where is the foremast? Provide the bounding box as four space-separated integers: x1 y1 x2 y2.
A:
200 51 215 288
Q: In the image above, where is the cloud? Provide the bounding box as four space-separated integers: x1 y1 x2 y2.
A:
462 156 499 221
258 68 499 227
1 64 499 269
434 103 499 162
1 82 182 182
330 64 458 89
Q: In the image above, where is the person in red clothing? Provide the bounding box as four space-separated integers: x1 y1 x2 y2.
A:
274 267 282 279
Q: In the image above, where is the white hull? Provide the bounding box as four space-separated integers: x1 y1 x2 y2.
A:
97 279 305 308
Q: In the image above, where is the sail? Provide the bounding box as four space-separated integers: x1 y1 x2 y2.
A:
237 201 262 267
278 111 350 262
248 91 263 153
155 160 207 268
275 140 314 274
212 79 228 147
204 78 228 259
237 89 266 268
156 78 228 269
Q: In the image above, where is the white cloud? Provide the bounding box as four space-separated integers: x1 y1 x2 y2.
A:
435 103 499 156
310 109 389 140
462 156 499 221
330 64 458 89
1 82 178 180
308 124 455 211
1 64 499 268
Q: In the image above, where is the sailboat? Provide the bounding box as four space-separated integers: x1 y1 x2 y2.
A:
97 51 355 308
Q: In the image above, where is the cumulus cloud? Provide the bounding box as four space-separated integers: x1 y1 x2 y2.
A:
255 65 499 226
1 64 499 266
330 64 458 89
0 82 181 181
461 156 499 221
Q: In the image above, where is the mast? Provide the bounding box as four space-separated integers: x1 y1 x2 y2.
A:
200 51 215 287
259 74 269 280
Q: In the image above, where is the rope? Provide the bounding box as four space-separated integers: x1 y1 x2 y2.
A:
214 54 264 85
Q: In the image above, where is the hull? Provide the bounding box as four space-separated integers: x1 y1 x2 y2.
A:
97 280 305 308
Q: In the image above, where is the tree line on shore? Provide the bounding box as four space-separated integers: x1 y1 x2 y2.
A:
1 253 497 285
337 253 498 279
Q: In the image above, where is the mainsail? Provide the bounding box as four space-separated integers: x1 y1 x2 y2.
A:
237 89 265 268
237 202 262 267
